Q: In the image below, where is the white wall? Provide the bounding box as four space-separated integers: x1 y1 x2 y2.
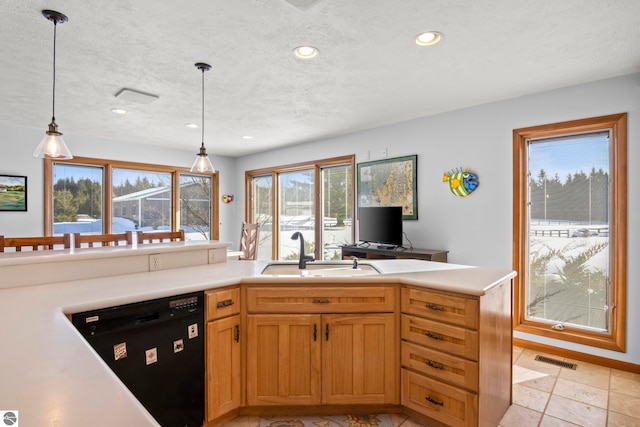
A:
235 72 640 364
0 124 239 245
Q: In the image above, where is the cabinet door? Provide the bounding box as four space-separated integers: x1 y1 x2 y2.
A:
247 314 321 406
206 315 241 421
322 313 396 404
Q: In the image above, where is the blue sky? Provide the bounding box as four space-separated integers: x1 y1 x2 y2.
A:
0 175 26 186
529 134 609 182
53 164 171 187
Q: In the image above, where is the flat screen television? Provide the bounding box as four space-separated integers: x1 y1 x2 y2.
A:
357 206 403 249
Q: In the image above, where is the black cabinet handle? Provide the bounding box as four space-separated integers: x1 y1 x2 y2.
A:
313 298 330 304
234 324 240 343
425 331 445 341
313 324 317 341
426 360 445 370
425 303 445 311
325 324 329 341
425 396 444 406
217 299 234 308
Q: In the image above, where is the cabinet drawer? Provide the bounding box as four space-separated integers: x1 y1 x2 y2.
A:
206 287 240 320
401 341 478 392
402 369 477 427
402 287 479 329
246 286 395 313
401 314 478 361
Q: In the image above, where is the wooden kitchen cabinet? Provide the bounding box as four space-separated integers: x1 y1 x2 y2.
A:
245 285 398 407
322 313 395 405
206 288 241 421
400 284 511 427
246 314 321 406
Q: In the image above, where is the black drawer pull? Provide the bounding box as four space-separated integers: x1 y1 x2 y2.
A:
425 396 444 406
216 299 234 308
426 360 445 370
425 303 445 311
425 331 445 341
313 298 330 304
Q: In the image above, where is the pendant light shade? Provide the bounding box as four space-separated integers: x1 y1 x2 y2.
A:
190 62 214 173
35 10 72 160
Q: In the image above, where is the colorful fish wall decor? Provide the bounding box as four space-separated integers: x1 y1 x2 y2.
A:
221 194 234 203
443 168 479 197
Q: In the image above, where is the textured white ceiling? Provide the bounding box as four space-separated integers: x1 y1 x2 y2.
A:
1 0 639 157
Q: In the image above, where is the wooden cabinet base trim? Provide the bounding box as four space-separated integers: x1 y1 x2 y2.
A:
238 404 404 417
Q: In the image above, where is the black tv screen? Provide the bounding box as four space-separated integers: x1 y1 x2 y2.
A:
358 206 403 248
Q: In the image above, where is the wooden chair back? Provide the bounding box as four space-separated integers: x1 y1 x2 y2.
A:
0 234 72 252
136 229 185 244
239 222 260 260
74 232 133 248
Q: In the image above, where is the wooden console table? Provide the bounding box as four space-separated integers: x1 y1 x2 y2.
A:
341 245 448 263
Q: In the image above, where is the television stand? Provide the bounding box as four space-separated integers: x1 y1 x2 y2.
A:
376 245 397 250
341 245 448 263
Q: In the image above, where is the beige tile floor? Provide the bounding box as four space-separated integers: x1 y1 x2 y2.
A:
500 346 640 427
218 346 640 427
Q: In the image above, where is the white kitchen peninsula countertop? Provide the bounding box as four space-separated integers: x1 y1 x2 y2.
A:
0 243 515 427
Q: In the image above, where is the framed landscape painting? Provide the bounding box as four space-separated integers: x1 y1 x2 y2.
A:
0 175 27 211
357 155 417 220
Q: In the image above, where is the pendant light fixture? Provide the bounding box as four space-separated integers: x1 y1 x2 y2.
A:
190 62 215 173
34 10 73 159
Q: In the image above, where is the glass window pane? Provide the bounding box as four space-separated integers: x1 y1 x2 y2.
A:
252 175 273 260
526 132 610 331
52 164 103 235
321 165 352 260
112 169 172 233
279 169 315 260
179 174 212 240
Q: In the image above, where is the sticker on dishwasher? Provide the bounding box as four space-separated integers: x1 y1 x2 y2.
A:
173 339 184 353
188 323 198 339
145 348 158 365
113 342 127 361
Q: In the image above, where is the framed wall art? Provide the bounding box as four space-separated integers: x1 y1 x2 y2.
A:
357 154 417 220
0 174 27 212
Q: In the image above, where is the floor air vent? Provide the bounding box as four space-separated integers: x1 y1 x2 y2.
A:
535 355 577 370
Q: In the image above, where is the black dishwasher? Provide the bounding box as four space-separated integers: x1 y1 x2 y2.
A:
72 291 205 427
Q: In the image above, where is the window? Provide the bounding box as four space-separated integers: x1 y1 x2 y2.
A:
112 168 173 233
45 157 218 241
513 114 627 351
251 175 273 259
246 155 354 260
321 164 353 260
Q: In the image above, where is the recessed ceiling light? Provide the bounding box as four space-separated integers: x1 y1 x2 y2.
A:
111 108 128 115
185 123 198 128
293 46 319 59
415 31 442 46
242 135 254 140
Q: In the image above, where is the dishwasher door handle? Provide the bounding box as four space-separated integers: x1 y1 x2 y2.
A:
135 311 160 324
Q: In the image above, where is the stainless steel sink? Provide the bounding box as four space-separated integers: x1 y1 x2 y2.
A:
260 262 380 277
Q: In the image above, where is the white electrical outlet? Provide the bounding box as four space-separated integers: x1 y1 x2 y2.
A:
149 254 161 271
380 148 388 158
208 248 225 264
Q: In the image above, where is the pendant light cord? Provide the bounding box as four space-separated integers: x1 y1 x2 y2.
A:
51 20 57 120
201 67 205 145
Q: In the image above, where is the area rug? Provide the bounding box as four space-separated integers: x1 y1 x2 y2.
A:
259 414 394 427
